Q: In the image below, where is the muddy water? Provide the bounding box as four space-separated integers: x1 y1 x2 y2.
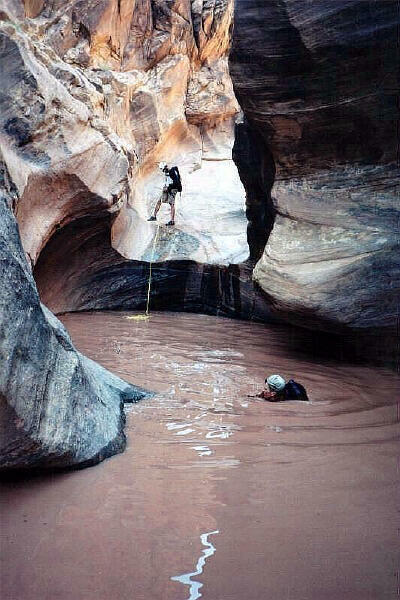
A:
1 312 399 600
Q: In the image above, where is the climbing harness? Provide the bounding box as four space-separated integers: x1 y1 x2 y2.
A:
126 224 160 321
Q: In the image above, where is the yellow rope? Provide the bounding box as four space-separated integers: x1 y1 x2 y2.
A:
145 223 160 315
126 224 160 321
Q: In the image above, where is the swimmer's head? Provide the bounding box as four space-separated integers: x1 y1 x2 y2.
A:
265 374 286 392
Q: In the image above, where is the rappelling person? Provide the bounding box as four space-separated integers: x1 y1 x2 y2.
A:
250 374 309 402
148 162 182 226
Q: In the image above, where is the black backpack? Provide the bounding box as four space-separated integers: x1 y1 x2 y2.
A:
168 166 182 192
284 380 309 401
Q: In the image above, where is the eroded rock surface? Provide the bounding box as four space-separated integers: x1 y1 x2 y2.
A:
0 196 149 470
33 212 273 321
230 0 400 332
0 0 248 269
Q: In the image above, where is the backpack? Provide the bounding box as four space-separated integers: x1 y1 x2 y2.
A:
168 166 182 192
284 380 309 401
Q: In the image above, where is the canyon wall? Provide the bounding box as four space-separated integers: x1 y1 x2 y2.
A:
33 212 272 320
230 0 400 334
1 0 248 272
2 0 398 331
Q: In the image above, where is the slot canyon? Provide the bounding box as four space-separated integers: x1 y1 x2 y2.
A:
0 1 399 599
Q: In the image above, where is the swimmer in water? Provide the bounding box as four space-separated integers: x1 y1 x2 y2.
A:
250 374 309 402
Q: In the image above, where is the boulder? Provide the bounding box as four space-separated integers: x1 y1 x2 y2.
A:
0 196 149 470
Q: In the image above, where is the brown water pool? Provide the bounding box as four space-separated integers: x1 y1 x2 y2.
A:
1 311 399 600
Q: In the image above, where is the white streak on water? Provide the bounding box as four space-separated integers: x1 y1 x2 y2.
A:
171 530 219 600
206 429 232 440
191 445 213 457
194 413 208 420
176 428 196 436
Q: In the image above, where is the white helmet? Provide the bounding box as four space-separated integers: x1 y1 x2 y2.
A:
266 374 286 392
158 161 167 171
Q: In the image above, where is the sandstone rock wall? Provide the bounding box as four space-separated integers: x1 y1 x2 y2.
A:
33 212 274 321
0 0 248 271
1 0 398 375
230 0 400 333
0 195 149 470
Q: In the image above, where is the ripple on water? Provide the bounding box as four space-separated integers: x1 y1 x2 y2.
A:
2 311 395 600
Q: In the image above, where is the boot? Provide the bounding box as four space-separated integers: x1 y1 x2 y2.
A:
147 215 156 221
166 220 175 226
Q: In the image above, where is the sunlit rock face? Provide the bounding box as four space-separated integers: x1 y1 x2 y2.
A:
230 0 400 332
0 0 248 271
111 58 248 264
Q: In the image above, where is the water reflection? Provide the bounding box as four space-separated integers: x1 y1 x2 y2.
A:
171 530 219 600
191 445 213 457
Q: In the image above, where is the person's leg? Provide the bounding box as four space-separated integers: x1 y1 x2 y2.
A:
166 190 177 225
148 198 161 220
148 192 165 221
154 198 162 215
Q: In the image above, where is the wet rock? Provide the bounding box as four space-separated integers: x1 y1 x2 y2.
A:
230 0 400 332
232 118 275 261
33 214 274 322
0 197 150 470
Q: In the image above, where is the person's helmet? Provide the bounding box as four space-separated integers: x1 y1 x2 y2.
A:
266 374 286 392
158 161 167 171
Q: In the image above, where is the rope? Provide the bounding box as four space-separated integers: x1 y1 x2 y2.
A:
126 224 160 321
126 185 180 322
145 223 160 316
